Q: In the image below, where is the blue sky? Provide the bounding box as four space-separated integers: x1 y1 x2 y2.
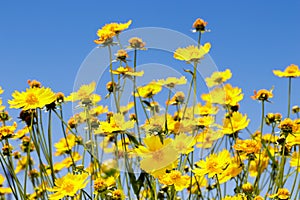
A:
1 0 300 131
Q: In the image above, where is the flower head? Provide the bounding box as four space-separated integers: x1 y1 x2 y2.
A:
115 49 129 62
134 135 179 177
173 133 196 154
54 134 81 156
290 152 300 172
0 174 12 195
155 76 187 88
166 91 185 105
192 18 208 32
201 84 243 106
205 69 232 88
111 66 144 77
174 43 211 62
48 173 89 200
158 170 190 191
133 82 162 98
94 113 135 135
278 118 297 134
94 20 132 45
195 102 219 116
193 149 231 178
233 139 261 155
273 64 300 78
222 112 250 134
9 87 56 110
102 20 132 34
128 37 146 49
251 88 273 101
65 82 101 103
269 188 290 199
111 189 125 200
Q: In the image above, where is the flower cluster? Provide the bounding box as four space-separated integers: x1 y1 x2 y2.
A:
0 18 299 200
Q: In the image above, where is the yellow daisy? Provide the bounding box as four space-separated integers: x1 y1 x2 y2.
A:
134 135 179 177
205 69 232 88
158 170 190 191
65 82 101 103
273 64 300 78
9 87 56 110
174 43 211 62
222 112 250 134
48 173 89 200
133 82 162 98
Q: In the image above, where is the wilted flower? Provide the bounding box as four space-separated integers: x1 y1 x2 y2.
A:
166 92 185 105
128 37 146 49
27 79 42 88
115 49 129 62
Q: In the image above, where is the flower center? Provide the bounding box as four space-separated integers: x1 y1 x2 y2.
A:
26 93 39 105
62 182 75 194
207 161 218 171
152 150 164 162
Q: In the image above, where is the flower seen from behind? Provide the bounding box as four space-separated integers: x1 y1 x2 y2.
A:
251 88 273 102
192 18 208 32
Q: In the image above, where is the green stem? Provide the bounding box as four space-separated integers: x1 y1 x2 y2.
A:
254 100 265 194
48 110 56 183
108 45 120 112
133 48 142 143
287 77 292 118
197 31 202 48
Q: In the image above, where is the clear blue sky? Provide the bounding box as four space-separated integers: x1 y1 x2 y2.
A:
1 0 300 131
